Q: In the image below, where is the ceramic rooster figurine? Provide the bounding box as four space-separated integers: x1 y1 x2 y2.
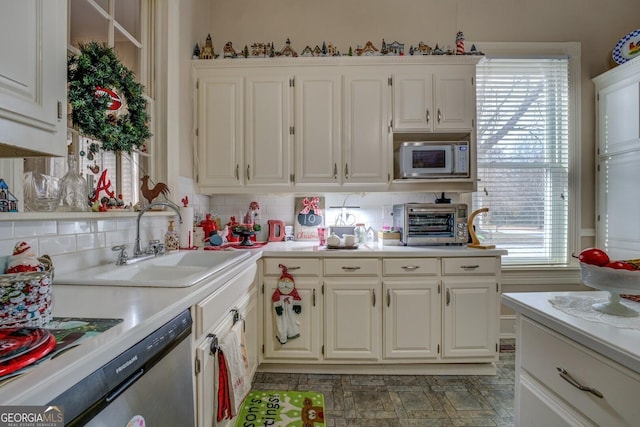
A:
140 175 170 204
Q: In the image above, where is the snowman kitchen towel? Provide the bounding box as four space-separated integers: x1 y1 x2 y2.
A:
293 196 324 241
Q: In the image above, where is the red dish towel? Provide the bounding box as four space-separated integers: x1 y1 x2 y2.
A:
217 350 232 421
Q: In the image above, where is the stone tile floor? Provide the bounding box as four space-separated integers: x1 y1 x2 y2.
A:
251 340 515 426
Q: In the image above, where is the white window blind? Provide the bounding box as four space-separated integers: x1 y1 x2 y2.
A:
474 58 569 266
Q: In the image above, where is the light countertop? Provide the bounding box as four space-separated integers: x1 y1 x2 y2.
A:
257 241 507 257
502 291 640 373
0 243 505 404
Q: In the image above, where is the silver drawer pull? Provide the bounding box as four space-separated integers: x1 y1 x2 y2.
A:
286 266 301 271
401 265 420 271
556 367 604 398
460 265 480 270
341 266 361 271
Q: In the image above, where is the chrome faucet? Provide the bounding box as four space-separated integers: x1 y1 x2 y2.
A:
134 200 183 257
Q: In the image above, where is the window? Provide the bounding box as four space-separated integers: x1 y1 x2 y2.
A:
24 0 152 209
474 54 575 266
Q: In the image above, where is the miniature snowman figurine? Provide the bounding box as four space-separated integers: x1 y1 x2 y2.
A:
6 241 43 274
271 264 302 344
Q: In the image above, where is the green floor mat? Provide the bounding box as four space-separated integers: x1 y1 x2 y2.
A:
235 390 325 427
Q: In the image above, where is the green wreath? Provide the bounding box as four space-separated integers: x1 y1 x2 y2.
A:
68 42 151 153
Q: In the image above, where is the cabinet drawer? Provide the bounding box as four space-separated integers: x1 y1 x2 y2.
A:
383 258 439 276
324 258 379 276
520 316 640 426
263 258 321 276
442 257 496 275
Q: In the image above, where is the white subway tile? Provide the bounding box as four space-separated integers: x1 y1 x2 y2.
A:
14 220 56 237
39 235 77 256
95 219 117 232
76 232 106 251
58 220 92 235
0 221 14 239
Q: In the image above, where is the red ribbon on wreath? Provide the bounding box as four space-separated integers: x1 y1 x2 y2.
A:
300 196 320 214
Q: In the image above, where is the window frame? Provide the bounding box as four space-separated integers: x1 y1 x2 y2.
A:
470 42 582 269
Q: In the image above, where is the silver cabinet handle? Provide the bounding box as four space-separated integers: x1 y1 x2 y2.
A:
426 109 430 124
280 265 300 271
372 289 376 307
556 367 603 398
313 288 316 307
401 265 420 271
246 164 250 181
386 289 391 307
235 164 239 180
344 163 349 180
333 163 338 179
437 108 442 123
341 266 360 271
446 288 451 306
460 265 480 270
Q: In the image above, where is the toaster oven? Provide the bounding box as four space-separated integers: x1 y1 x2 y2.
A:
392 203 469 245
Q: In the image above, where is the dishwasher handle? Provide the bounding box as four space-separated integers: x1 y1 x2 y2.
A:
105 368 145 403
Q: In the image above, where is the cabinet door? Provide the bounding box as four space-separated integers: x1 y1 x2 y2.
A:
383 279 440 359
392 73 434 131
196 76 244 187
245 75 292 187
598 81 640 156
294 72 341 186
263 277 322 360
442 277 498 359
343 71 391 184
0 0 66 157
434 71 475 130
324 278 381 360
598 150 640 258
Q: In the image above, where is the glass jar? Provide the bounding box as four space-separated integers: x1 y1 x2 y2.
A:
355 223 366 244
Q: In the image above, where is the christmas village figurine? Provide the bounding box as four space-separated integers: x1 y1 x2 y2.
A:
192 43 201 59
200 34 216 59
223 41 237 58
456 31 465 55
356 41 379 56
0 179 18 212
279 38 298 57
272 264 302 344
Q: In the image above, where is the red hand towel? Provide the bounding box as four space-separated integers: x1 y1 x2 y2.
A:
217 350 232 421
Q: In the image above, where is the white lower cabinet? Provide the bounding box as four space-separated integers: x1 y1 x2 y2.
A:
324 278 381 360
193 265 258 427
260 255 501 367
441 257 499 360
515 316 640 427
263 276 322 360
262 258 322 361
382 258 441 360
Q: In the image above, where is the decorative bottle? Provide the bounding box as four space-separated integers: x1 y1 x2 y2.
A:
57 144 89 212
164 220 180 251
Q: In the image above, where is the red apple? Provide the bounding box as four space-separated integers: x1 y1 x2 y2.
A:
574 248 610 266
604 261 637 271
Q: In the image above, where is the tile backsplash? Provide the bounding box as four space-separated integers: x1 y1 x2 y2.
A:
0 172 464 274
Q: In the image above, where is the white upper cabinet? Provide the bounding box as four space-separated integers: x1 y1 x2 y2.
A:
0 0 67 157
196 76 244 187
193 57 479 193
245 74 293 187
294 72 342 186
343 69 391 185
393 66 476 132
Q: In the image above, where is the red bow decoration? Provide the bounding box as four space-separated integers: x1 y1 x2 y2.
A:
300 196 320 214
181 196 189 207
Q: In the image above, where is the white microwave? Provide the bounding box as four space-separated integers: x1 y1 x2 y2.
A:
397 141 470 178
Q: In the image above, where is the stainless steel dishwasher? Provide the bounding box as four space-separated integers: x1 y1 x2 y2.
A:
50 309 195 426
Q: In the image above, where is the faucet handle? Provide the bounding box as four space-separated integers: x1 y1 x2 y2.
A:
112 245 128 265
146 240 163 255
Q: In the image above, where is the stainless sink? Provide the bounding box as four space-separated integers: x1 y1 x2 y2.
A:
55 250 252 287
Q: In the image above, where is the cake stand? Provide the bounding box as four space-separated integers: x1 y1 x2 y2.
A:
580 262 640 317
